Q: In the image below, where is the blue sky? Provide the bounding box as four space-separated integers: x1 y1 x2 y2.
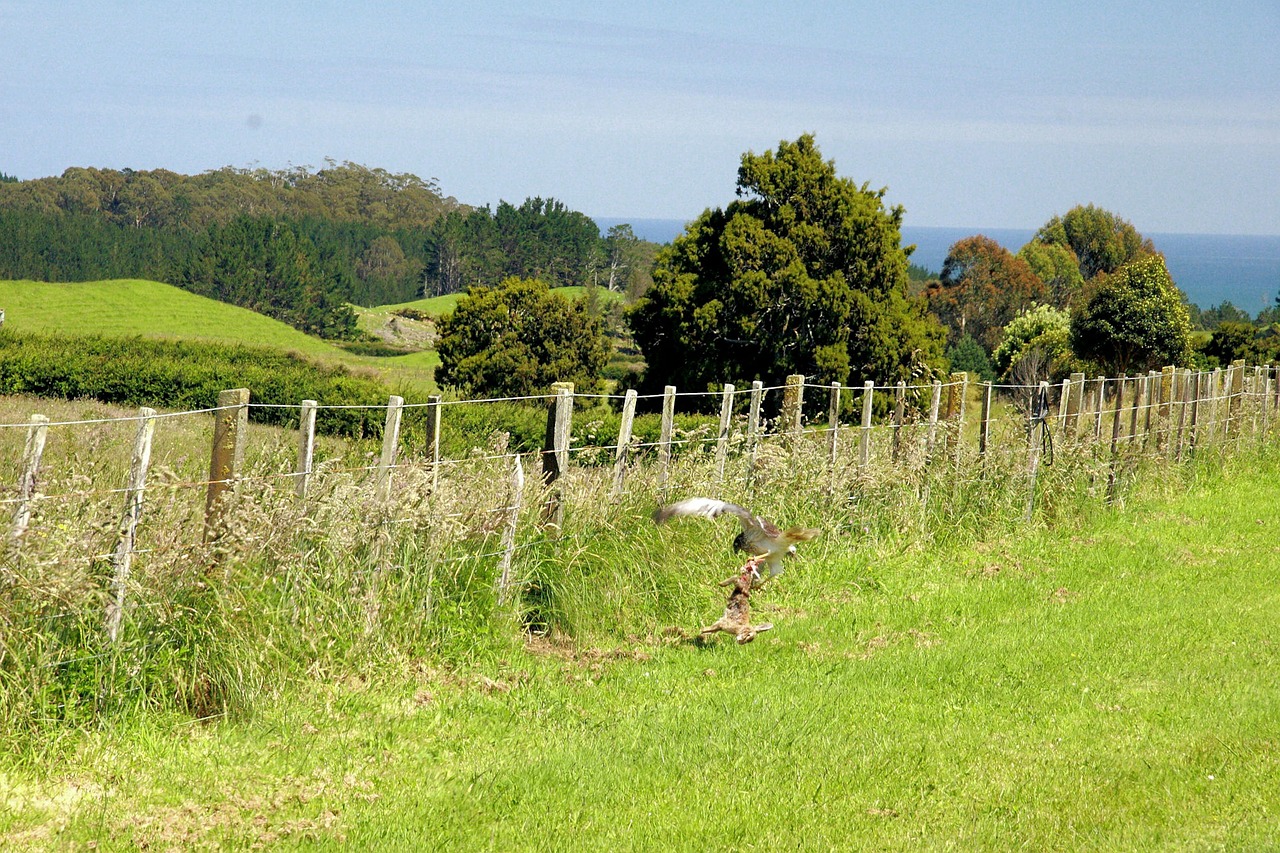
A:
3 1 1278 234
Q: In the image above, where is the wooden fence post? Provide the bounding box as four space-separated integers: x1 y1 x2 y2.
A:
1106 380 1124 503
978 382 993 459
293 399 317 498
716 383 735 485
858 380 874 467
425 394 442 494
946 372 967 459
204 388 249 546
1259 366 1271 446
1093 376 1106 440
658 385 676 487
8 413 50 548
106 407 157 642
1065 372 1085 440
747 380 763 478
611 389 637 497
926 380 942 459
496 453 525 604
1127 374 1142 445
1188 371 1203 455
541 382 574 528
782 374 804 444
1227 359 1245 438
1026 381 1050 521
827 381 842 474
376 395 405 504
892 381 906 461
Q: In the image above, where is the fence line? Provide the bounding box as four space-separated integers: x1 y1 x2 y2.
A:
3 361 1274 669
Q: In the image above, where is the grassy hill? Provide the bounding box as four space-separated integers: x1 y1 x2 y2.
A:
0 279 440 394
0 279 630 401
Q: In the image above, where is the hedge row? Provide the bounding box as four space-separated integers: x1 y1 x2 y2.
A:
0 330 391 437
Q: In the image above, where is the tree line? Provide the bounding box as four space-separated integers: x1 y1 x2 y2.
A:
0 162 657 338
434 135 1278 408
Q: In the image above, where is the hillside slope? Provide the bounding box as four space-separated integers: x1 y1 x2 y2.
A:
0 278 440 392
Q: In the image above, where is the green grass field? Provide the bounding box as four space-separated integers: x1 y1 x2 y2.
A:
0 279 441 395
2 452 1276 849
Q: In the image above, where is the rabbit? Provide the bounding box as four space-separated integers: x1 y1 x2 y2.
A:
699 557 774 645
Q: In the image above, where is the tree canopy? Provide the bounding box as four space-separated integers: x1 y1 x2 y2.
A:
435 277 611 398
626 134 945 397
992 304 1075 385
926 235 1047 353
1069 255 1191 376
1034 204 1156 281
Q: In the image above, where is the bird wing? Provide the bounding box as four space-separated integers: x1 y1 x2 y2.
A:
652 497 767 534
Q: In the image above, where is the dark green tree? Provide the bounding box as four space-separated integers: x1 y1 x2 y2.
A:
436 276 611 398
626 135 945 398
1200 320 1255 366
1070 256 1191 376
945 333 995 382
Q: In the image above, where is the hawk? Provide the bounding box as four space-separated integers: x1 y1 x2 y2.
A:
652 497 820 584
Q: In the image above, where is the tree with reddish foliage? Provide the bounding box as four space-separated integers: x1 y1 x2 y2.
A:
925 235 1048 353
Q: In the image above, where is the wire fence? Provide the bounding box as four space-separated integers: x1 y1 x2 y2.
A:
1 360 1276 722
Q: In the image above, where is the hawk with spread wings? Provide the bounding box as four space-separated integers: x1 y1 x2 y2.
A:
652 497 820 585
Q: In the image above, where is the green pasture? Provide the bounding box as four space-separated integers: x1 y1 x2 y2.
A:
2 452 1277 849
0 279 440 395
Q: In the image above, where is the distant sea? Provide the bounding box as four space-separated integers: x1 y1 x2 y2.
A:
595 217 1280 313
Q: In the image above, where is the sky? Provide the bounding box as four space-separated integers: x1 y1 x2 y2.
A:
3 1 1278 235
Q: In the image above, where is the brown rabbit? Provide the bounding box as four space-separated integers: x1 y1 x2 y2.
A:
700 557 774 645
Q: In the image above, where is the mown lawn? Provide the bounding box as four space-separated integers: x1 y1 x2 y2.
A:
2 459 1278 849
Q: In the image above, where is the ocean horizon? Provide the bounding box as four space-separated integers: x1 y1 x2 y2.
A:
595 217 1280 313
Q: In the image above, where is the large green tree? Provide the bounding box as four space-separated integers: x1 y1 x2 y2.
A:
1034 204 1156 281
436 276 611 398
1070 256 1191 376
626 135 944 397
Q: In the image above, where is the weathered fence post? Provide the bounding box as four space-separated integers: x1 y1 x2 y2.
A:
541 382 574 528
1127 374 1143 445
611 389 638 497
293 399 317 498
1188 371 1203 454
1158 366 1176 451
658 384 676 487
782 374 804 445
425 394 442 494
716 383 736 485
1259 366 1271 446
1057 377 1071 431
496 453 525 604
1173 369 1192 459
926 380 942 458
859 380 874 467
827 381 842 474
1227 359 1245 438
1106 380 1124 503
106 407 157 642
204 388 249 547
946 372 967 460
892 381 906 462
978 382 993 459
1026 380 1050 521
1145 370 1160 450
376 395 405 504
1065 372 1085 440
8 413 50 548
747 380 763 479
1093 376 1106 440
